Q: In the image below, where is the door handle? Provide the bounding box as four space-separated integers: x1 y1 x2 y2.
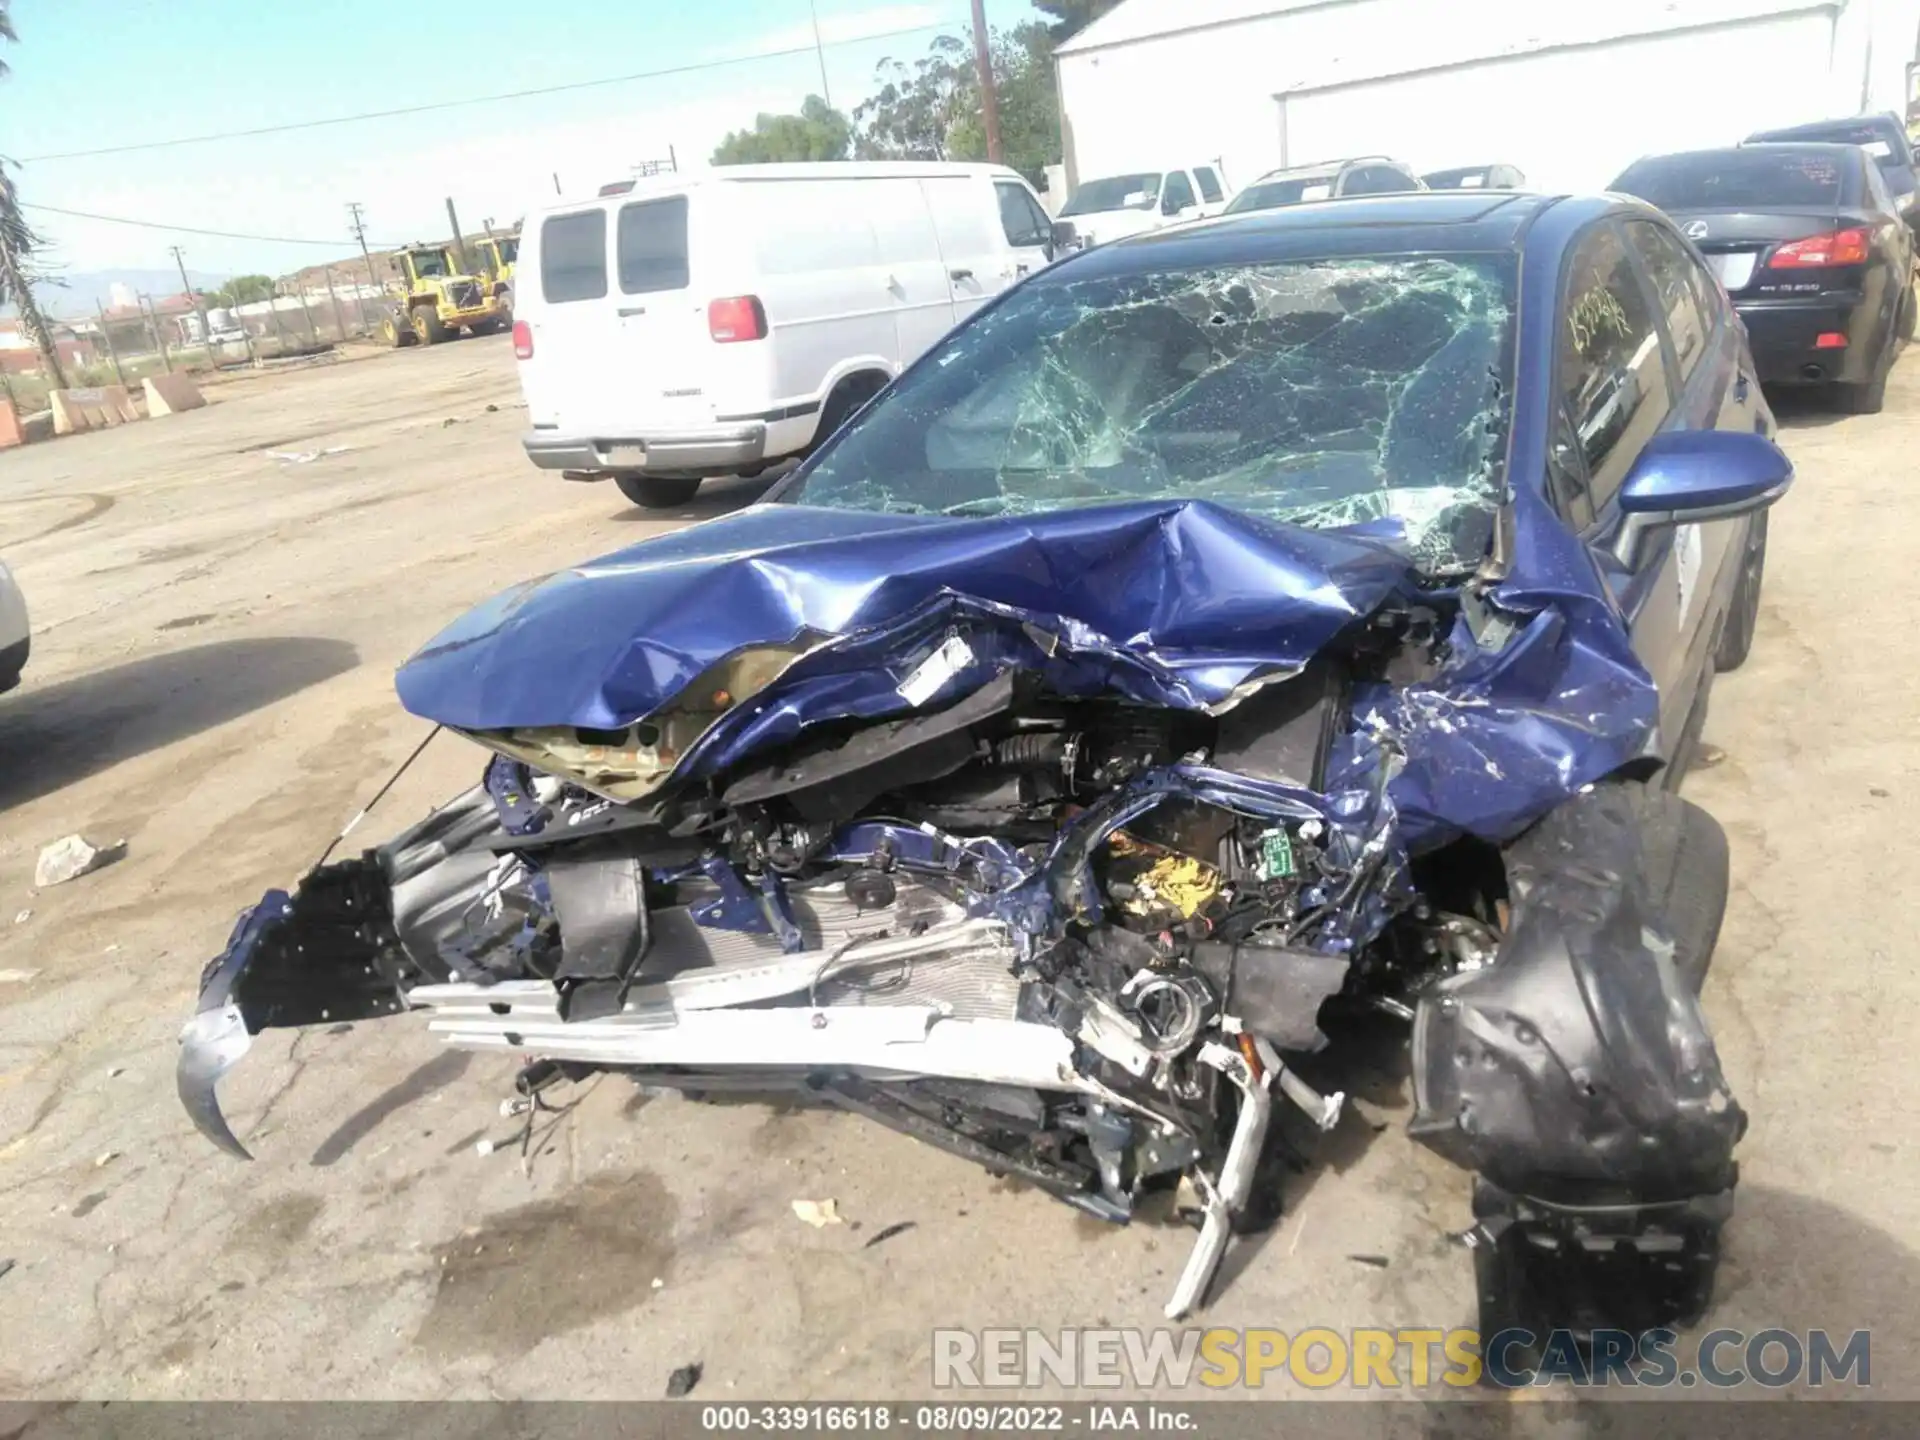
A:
949 267 975 282
616 306 646 317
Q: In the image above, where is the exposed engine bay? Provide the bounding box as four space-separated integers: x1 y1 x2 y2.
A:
181 495 1748 1339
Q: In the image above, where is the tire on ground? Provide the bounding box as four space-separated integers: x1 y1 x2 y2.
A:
1713 510 1766 672
615 473 702 509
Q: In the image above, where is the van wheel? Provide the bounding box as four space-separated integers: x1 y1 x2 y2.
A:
615 474 702 509
812 373 889 451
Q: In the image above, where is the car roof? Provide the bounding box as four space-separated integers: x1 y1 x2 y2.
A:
1049 191 1567 276
1747 114 1905 144
1248 156 1396 183
528 161 1027 216
1625 142 1867 169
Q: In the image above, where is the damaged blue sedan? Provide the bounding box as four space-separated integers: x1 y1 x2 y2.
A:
182 191 1788 1350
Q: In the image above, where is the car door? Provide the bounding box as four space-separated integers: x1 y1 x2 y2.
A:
1193 165 1229 217
1551 219 1698 748
1622 217 1748 703
992 178 1056 289
1158 168 1200 226
921 175 998 321
869 178 961 366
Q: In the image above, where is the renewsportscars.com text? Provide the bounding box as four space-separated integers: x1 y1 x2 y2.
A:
931 1327 1872 1390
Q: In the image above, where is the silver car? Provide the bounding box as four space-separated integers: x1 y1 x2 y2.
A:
0 556 29 694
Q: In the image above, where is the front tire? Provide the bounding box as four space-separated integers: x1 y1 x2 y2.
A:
1713 510 1766 672
381 313 415 348
614 474 701 509
413 308 449 346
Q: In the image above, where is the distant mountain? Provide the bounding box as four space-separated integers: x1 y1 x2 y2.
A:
5 268 231 320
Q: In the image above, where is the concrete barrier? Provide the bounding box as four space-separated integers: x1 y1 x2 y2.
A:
142 373 207 416
0 399 22 450
50 385 139 436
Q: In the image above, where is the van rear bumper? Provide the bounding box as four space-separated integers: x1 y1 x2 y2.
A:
522 425 768 477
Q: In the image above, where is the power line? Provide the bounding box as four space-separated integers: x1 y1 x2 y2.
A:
18 23 949 165
21 200 399 247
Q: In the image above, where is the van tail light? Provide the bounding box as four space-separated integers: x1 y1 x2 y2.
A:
512 320 534 359
1768 227 1871 268
708 296 768 343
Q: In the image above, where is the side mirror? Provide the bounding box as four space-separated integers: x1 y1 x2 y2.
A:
1051 220 1079 253
1614 429 1792 561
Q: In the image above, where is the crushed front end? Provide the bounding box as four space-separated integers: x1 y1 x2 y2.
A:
181 499 1746 1335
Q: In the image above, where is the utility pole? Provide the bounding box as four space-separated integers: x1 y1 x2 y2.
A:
92 298 126 387
809 0 834 108
969 0 1004 164
169 244 213 365
139 293 173 373
323 266 347 341
347 202 380 291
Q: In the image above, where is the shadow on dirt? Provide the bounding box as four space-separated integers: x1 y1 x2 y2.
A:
0 636 358 810
310 1050 473 1167
1766 385 1856 431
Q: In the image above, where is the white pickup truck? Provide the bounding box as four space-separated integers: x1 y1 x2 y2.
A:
1054 164 1232 250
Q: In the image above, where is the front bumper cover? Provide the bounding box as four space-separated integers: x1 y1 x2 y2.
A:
178 857 412 1159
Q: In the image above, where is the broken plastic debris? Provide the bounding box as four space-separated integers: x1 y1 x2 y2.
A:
94 1150 119 1169
13 910 30 925
666 1361 703 1399
1695 744 1728 769
791 1198 844 1228
0 968 40 984
0 1258 14 1282
35 835 126 888
266 446 355 465
474 1139 496 1157
863 1220 917 1249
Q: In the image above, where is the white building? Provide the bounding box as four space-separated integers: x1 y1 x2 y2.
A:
1056 0 1920 195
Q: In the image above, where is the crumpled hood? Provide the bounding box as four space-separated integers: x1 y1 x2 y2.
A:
397 499 1410 733
397 487 1661 846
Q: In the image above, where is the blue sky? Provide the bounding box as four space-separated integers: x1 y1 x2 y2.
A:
3 0 1040 277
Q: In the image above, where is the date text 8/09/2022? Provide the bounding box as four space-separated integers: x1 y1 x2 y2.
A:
700 1407 1194 1432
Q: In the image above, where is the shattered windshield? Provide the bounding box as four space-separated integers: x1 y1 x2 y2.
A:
786 254 1516 573
1061 174 1162 216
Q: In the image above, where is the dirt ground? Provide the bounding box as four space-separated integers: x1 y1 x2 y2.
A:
0 336 1916 1405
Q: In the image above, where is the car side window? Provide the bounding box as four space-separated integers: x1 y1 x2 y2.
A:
1343 165 1413 196
1863 155 1897 215
1624 219 1709 380
1547 399 1595 530
995 181 1049 248
539 210 608 304
1558 222 1670 511
1162 170 1198 213
1194 166 1225 203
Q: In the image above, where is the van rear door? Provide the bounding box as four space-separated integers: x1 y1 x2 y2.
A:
519 194 714 438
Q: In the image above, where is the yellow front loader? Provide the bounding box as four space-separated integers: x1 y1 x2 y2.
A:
379 244 508 348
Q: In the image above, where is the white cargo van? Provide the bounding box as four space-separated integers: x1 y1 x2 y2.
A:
514 161 1060 508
